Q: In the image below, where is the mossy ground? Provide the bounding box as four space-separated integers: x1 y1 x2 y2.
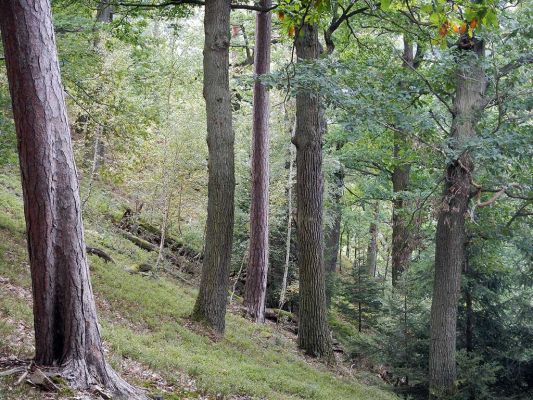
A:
0 167 396 400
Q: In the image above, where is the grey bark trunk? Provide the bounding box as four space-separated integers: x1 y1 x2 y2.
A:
244 0 272 323
0 1 143 398
293 23 333 360
429 37 486 399
192 0 235 334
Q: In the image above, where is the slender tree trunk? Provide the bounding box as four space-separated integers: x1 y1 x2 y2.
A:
429 37 486 399
324 156 344 305
345 229 350 258
279 119 296 310
391 37 415 287
366 202 379 277
192 0 235 334
293 23 333 360
244 0 272 323
0 2 143 397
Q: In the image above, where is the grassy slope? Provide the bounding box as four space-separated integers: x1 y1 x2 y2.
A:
0 167 396 400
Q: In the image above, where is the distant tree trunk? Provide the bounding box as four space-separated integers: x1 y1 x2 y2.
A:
366 202 379 277
293 23 333 360
279 119 296 310
192 0 235 334
345 229 350 258
391 37 414 287
429 36 486 399
244 0 272 323
324 156 344 305
89 0 113 171
0 2 143 397
96 0 113 23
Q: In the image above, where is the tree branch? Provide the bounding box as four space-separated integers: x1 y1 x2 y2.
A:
114 0 277 12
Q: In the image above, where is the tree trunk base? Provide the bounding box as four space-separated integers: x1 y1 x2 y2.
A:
59 359 147 400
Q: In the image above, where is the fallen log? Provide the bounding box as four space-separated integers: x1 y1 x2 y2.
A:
120 231 157 252
86 246 114 263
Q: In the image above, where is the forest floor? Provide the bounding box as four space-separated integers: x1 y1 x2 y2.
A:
0 167 396 400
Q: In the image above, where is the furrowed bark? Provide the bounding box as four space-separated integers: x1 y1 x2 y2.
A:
244 0 272 323
192 0 235 334
429 36 486 399
0 1 143 397
293 23 334 361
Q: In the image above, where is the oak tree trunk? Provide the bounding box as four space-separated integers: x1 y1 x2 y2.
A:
429 37 486 399
0 1 143 397
192 0 235 334
293 23 333 360
244 0 272 323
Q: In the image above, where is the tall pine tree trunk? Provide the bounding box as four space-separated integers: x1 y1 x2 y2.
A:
244 0 272 323
0 1 143 397
429 37 486 399
293 23 333 360
391 38 414 287
192 0 235 334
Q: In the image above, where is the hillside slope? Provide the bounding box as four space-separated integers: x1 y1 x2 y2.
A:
0 167 396 400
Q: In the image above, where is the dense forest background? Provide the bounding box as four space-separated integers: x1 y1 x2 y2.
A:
0 0 531 399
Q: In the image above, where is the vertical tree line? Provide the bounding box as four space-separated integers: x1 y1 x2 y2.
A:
192 0 235 334
244 0 272 323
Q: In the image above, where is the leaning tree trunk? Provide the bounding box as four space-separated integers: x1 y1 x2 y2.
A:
293 23 334 360
192 0 235 334
391 37 415 287
429 36 486 399
0 1 143 398
244 0 272 323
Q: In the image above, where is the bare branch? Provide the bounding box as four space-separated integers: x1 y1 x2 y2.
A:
114 0 277 12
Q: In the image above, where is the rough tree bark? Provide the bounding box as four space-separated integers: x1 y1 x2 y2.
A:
429 36 486 399
391 37 415 287
0 1 143 397
192 0 235 334
366 202 379 277
293 23 334 360
244 0 272 323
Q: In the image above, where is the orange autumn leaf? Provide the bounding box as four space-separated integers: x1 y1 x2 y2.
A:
288 25 295 37
439 21 450 37
470 19 478 29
